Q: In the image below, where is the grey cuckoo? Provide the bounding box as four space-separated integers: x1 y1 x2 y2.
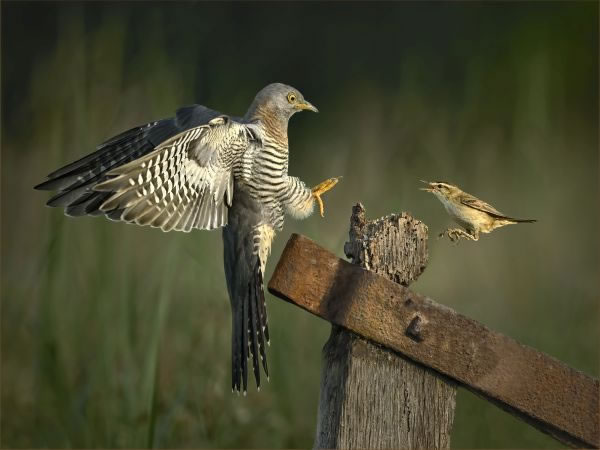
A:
35 83 340 394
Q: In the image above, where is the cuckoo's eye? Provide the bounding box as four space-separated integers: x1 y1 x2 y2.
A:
437 184 443 189
287 92 297 103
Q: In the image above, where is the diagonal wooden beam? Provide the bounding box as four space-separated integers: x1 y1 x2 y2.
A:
267 233 599 449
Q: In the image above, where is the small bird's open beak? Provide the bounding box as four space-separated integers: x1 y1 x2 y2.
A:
419 180 434 192
296 100 319 113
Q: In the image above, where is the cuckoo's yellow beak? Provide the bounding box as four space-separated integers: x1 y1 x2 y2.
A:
296 100 318 113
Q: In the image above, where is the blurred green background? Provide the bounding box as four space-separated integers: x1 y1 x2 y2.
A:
2 1 598 448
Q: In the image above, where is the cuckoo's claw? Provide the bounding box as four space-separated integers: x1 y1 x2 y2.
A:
311 176 341 217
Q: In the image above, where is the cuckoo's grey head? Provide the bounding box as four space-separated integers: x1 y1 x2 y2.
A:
247 83 318 123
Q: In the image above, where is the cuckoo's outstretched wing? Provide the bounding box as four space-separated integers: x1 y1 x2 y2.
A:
94 116 259 231
223 186 271 394
35 105 259 231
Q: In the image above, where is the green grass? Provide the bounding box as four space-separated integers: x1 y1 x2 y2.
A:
2 2 597 448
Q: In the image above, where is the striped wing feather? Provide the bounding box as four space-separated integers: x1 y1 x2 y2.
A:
460 193 536 223
459 193 506 217
94 116 255 232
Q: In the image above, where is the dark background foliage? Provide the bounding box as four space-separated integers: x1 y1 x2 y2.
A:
2 1 598 447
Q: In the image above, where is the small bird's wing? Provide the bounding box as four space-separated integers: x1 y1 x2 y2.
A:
459 193 506 218
94 115 260 231
460 193 537 223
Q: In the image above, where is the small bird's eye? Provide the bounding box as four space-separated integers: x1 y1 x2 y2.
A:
437 184 443 188
287 93 297 103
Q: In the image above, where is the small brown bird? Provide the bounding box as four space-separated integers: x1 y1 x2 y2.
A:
420 180 536 242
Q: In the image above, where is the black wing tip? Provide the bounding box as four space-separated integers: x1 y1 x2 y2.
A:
34 179 54 191
33 119 168 193
46 194 68 208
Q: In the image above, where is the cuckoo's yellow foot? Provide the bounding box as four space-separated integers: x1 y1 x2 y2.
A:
312 176 341 217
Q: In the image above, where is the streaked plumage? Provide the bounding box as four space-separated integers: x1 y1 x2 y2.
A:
93 115 260 231
35 83 335 394
421 180 536 241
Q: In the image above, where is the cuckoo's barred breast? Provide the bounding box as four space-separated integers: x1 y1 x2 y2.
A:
235 136 313 231
236 138 287 230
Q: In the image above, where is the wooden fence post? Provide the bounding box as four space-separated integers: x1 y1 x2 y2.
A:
314 204 457 449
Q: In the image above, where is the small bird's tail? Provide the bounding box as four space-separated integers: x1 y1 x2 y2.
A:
506 217 537 223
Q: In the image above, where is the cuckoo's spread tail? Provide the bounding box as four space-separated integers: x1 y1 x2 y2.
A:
223 187 272 394
230 259 270 394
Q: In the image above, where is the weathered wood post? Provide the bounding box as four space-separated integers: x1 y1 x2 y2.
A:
314 204 457 449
